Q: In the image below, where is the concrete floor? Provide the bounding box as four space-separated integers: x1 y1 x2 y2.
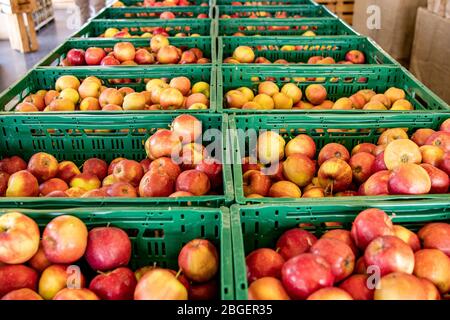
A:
0 10 76 92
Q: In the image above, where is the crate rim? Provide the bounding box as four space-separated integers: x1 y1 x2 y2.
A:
214 4 337 19
95 5 214 19
228 112 450 205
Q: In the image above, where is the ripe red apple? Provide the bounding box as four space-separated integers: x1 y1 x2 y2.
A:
285 134 316 159
318 158 353 193
85 226 131 271
1 288 42 300
82 158 108 180
345 50 365 64
412 128 436 146
157 45 180 64
28 242 51 273
85 47 106 65
38 178 68 196
307 287 353 300
27 152 58 181
246 248 285 283
0 171 9 196
0 211 40 264
178 239 218 282
134 48 155 64
145 129 182 160
53 288 99 300
321 229 358 256
67 48 85 66
426 131 450 153
310 238 355 283
393 225 421 252
139 170 174 197
420 163 449 193
276 228 317 260
57 161 81 183
0 156 27 174
371 151 388 173
248 277 290 300
175 169 210 196
374 272 427 300
42 215 88 264
418 223 450 257
282 154 316 187
413 249 450 294
89 267 137 300
148 157 181 182
38 264 86 300
363 170 390 196
188 280 217 300
113 42 136 62
364 235 415 276
134 268 187 300
318 143 350 166
352 143 377 155
339 274 374 300
5 170 39 197
351 208 394 250
101 55 120 66
421 278 442 300
171 114 203 144
349 152 375 184
0 264 38 297
281 253 334 300
107 182 137 197
195 158 222 190
388 163 431 195
113 159 144 187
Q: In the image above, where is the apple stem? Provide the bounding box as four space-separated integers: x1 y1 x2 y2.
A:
106 222 111 228
275 247 280 253
175 268 182 279
153 262 157 268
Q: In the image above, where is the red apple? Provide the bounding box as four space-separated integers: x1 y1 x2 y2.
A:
42 215 88 264
374 272 427 300
0 156 27 174
345 50 365 64
27 152 58 181
188 280 218 300
393 225 421 252
53 288 99 300
113 159 144 187
175 169 210 196
276 228 317 260
310 238 355 282
339 274 374 300
420 163 449 193
0 211 40 264
351 208 394 250
139 170 174 197
67 48 85 66
85 226 131 271
282 154 316 188
321 229 358 256
85 47 106 65
318 143 350 166
171 114 203 144
318 158 353 193
145 129 182 160
426 131 450 153
363 170 390 196
307 287 353 300
352 143 377 155
281 253 334 300
349 152 375 184
178 239 218 282
1 288 42 300
195 158 222 189
388 163 431 195
28 242 51 273
134 268 187 300
82 158 108 180
365 235 415 276
140 158 152 173
134 48 155 64
413 249 450 294
6 170 39 197
248 277 290 300
149 157 181 182
107 182 137 197
89 267 137 300
101 55 120 66
246 248 285 283
0 171 9 196
0 264 38 297
418 223 450 257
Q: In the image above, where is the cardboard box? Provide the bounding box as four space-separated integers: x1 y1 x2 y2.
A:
410 7 450 104
353 0 427 67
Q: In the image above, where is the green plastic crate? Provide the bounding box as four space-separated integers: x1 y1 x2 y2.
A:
0 65 217 114
215 5 334 18
231 201 450 299
218 35 397 65
95 6 213 19
74 19 214 37
0 206 233 300
216 17 357 36
229 113 450 204
218 65 450 113
0 113 233 208
36 37 215 67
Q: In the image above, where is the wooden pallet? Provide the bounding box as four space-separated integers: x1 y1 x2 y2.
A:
315 0 354 24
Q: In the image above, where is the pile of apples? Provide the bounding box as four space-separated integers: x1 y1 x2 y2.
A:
231 1 292 5
242 119 450 198
0 115 222 198
61 36 210 67
101 26 203 38
112 0 209 17
15 74 210 112
226 45 365 65
246 208 450 300
225 81 415 110
220 12 305 19
141 0 205 7
0 211 219 300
